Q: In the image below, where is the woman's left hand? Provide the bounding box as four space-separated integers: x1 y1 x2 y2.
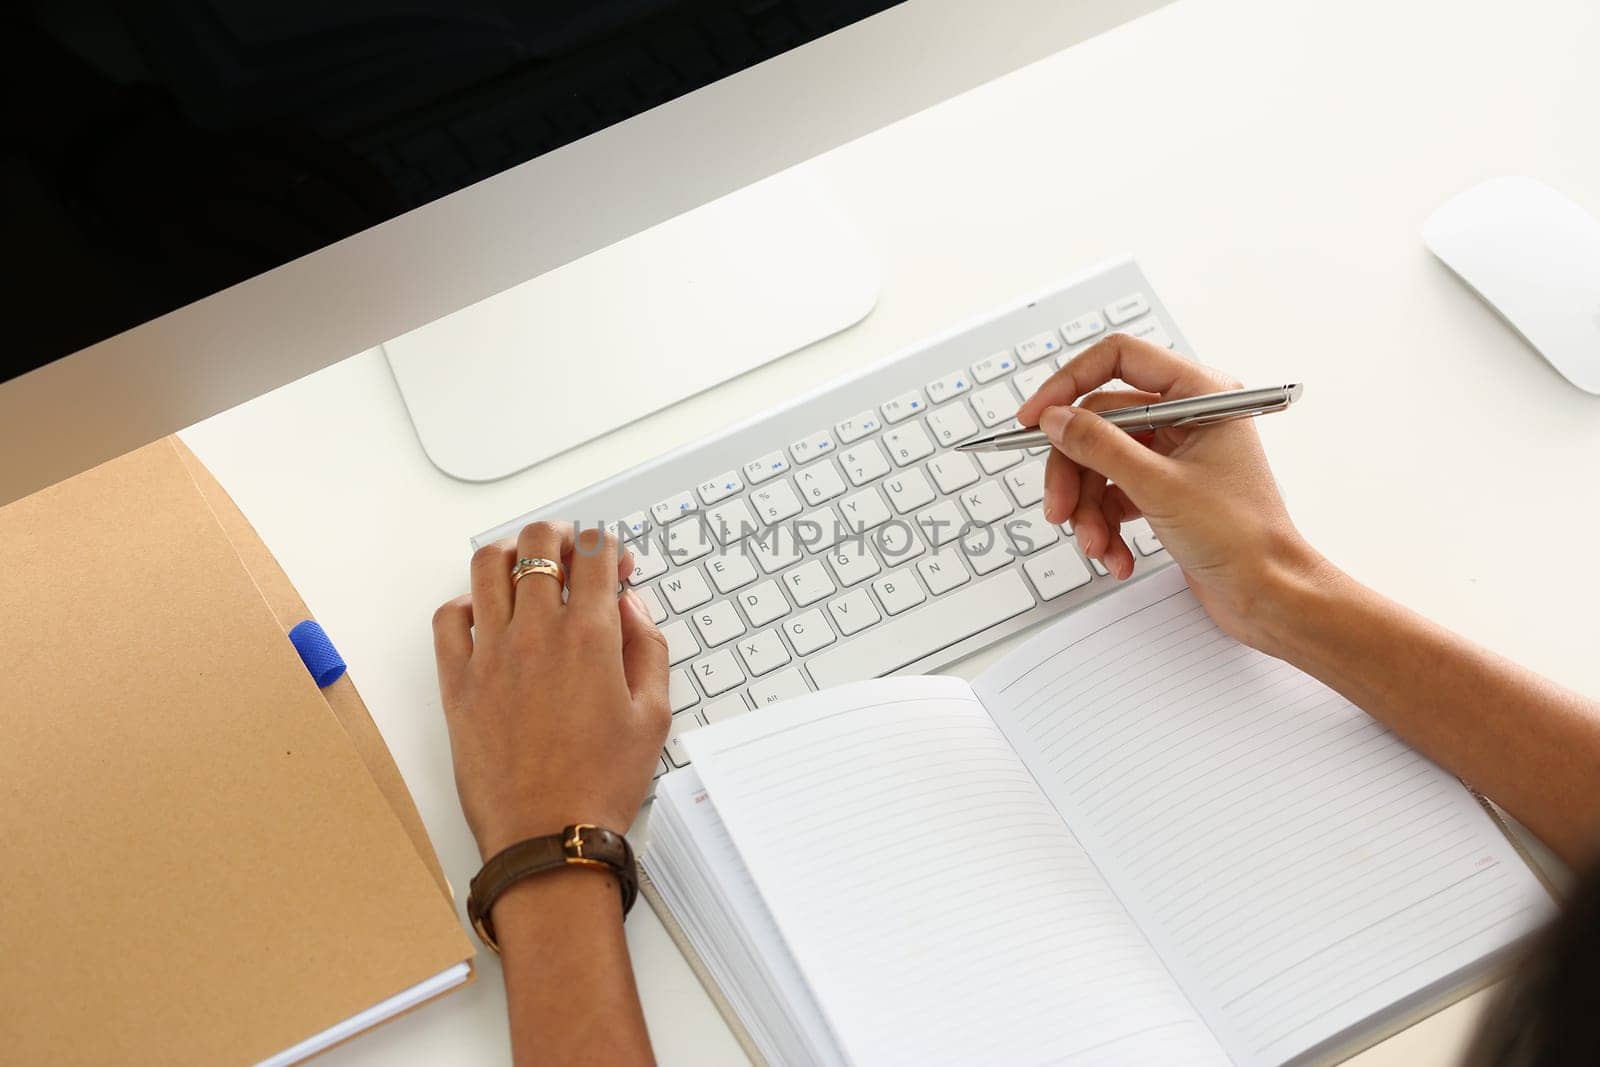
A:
432 521 671 859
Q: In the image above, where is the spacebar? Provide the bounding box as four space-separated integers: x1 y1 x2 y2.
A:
805 570 1035 689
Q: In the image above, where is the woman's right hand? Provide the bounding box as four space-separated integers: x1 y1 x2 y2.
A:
1014 333 1337 654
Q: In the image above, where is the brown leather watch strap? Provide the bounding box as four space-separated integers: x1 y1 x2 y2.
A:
466 824 638 953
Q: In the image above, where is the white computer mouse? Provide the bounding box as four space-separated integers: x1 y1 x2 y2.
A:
1423 175 1600 395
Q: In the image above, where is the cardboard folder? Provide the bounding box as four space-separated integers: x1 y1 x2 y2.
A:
0 438 474 1065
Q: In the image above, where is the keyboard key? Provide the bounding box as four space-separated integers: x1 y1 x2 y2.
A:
1004 509 1061 555
1124 518 1164 555
806 571 1034 688
751 480 804 524
655 755 669 779
669 669 699 712
883 422 936 466
706 551 758 595
882 469 936 514
881 390 926 424
665 519 715 564
1014 363 1053 400
839 488 892 534
1061 311 1106 344
782 610 836 654
667 711 701 767
1091 557 1109 577
928 452 980 495
652 492 698 526
1004 461 1046 508
872 569 926 616
1125 317 1174 348
619 511 650 542
926 369 973 404
875 522 925 567
794 507 843 553
697 471 743 505
736 629 791 677
971 351 1016 383
926 404 979 447
916 549 971 595
691 600 745 647
635 586 668 623
1015 330 1062 364
749 526 804 573
661 567 714 613
705 499 759 544
736 580 789 627
835 410 882 443
915 499 966 546
744 451 790 484
828 588 882 636
703 694 750 724
795 460 847 504
961 524 1013 575
1023 543 1093 600
692 648 745 696
660 619 699 665
840 440 891 486
784 560 836 606
826 542 881 587
969 383 1018 428
1105 292 1149 326
750 667 810 706
789 430 836 465
627 540 670 584
976 449 1025 475
959 480 1014 525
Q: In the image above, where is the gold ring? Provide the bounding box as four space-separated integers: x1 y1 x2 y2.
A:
511 557 566 588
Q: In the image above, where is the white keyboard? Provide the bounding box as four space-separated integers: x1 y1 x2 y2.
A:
475 257 1182 785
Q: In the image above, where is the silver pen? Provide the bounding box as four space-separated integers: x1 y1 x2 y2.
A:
955 384 1304 453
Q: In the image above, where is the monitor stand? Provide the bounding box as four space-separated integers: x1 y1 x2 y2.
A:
382 167 880 483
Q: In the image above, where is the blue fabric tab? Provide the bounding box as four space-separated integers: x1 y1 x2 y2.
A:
288 620 347 688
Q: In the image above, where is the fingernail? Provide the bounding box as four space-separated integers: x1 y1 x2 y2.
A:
623 588 644 613
1039 405 1077 442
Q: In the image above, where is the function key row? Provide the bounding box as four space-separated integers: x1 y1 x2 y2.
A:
899 290 1155 417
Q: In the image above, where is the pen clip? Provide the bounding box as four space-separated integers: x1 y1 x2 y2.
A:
1171 399 1290 428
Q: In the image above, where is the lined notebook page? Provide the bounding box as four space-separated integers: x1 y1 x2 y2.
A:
975 567 1554 1066
687 677 1230 1067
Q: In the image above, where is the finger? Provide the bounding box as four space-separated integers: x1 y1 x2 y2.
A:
568 526 622 612
1078 388 1162 413
619 588 671 717
1096 489 1138 580
1102 531 1137 580
1042 447 1079 525
1038 405 1176 509
617 545 635 589
513 521 575 616
1016 334 1224 426
1072 468 1110 560
469 539 518 634
431 594 474 705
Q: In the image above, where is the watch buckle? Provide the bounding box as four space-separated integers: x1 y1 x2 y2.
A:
563 823 607 869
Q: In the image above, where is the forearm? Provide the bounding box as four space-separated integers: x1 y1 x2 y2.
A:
492 869 655 1067
1257 565 1600 870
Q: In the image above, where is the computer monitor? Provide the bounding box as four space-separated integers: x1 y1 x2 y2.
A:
2 0 1168 503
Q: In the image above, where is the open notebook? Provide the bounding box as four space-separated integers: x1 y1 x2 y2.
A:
644 567 1554 1067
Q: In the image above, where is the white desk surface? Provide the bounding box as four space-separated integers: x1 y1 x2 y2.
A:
181 0 1600 1062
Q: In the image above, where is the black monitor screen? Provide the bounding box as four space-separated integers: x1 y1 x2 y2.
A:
5 0 904 380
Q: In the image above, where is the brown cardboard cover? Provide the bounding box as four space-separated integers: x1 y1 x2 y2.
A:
0 440 474 1065
169 437 450 899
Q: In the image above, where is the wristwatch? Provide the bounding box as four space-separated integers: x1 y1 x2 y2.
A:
466 824 639 953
